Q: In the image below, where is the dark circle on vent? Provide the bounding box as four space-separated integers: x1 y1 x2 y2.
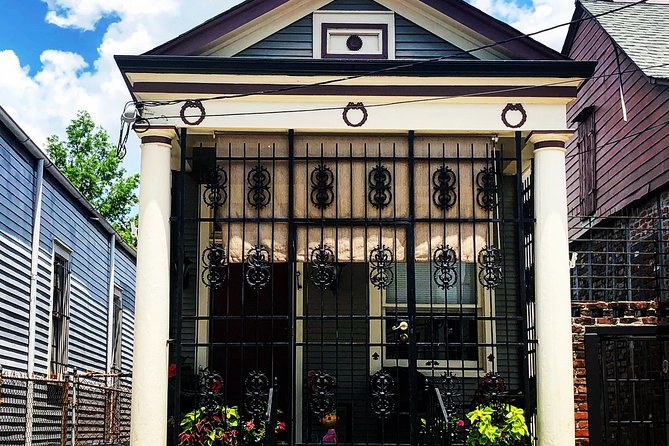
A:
346 35 363 51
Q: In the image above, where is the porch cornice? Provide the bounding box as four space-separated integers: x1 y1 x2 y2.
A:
115 55 597 79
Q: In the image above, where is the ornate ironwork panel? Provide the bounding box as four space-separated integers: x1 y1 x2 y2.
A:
244 371 270 418
432 166 457 210
478 246 503 289
368 164 392 209
198 369 225 416
433 245 458 290
201 243 228 289
307 370 336 416
370 370 395 418
309 244 337 289
370 245 394 290
310 163 335 209
247 164 271 209
245 245 271 290
476 166 498 211
202 165 228 209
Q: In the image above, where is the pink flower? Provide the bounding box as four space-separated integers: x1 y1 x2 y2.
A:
245 421 255 430
457 419 465 427
275 421 286 433
168 363 177 378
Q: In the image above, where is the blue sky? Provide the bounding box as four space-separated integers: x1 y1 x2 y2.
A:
0 0 572 176
0 2 117 75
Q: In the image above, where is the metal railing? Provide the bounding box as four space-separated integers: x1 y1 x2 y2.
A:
0 368 131 446
570 215 668 302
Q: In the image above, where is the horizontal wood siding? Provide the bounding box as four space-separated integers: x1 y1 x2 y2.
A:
235 16 313 59
0 129 35 371
114 247 136 375
320 0 389 10
395 15 475 60
36 177 112 374
566 12 669 217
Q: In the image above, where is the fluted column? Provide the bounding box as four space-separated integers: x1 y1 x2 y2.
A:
130 128 176 446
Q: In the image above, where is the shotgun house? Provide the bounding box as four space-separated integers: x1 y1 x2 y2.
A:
563 1 669 445
115 1 595 445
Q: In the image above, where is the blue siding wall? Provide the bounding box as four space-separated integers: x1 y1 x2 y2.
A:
0 129 35 371
0 120 136 377
234 0 474 60
115 248 136 375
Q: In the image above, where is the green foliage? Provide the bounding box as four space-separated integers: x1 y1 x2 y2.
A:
46 111 139 247
466 404 531 446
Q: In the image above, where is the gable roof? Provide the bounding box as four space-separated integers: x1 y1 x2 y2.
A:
147 0 565 60
563 0 669 81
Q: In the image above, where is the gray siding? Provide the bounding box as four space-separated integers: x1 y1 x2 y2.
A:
395 15 476 60
0 120 136 377
234 1 474 60
320 0 389 11
115 247 136 375
0 129 34 371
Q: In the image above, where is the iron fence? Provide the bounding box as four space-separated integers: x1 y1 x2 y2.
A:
0 368 131 446
570 214 668 302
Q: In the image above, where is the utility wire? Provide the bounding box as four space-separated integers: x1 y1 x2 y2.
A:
135 0 649 108
142 61 669 122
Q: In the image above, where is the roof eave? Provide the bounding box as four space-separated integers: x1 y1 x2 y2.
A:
115 55 597 79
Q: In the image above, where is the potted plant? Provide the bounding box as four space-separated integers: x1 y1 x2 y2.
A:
465 403 531 446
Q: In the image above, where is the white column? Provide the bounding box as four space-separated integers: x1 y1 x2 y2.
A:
130 129 176 446
530 132 575 446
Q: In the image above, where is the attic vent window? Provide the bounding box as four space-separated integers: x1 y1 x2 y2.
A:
347 35 363 51
313 12 395 59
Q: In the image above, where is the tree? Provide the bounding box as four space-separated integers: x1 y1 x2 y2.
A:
47 111 139 247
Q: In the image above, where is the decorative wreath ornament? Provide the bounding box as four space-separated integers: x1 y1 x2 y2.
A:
343 102 368 127
180 100 206 126
501 103 527 129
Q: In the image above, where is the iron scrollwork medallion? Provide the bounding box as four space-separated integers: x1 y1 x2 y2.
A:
368 164 392 209
370 370 395 417
180 100 206 126
203 165 228 209
198 369 224 416
370 245 394 290
343 102 368 128
244 371 270 418
201 243 228 289
245 245 271 290
310 163 335 209
478 246 503 290
247 164 271 209
309 245 337 289
433 245 458 290
308 370 336 416
439 374 462 418
432 166 457 210
476 166 498 212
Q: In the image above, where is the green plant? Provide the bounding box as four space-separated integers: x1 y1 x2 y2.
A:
179 405 241 446
466 404 530 446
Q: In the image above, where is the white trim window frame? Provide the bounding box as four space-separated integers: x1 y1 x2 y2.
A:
312 11 396 59
110 285 124 373
370 261 495 378
48 241 72 379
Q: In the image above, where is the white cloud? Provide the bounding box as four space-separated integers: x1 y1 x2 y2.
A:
1 0 574 175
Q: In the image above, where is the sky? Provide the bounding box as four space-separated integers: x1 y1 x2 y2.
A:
0 0 575 175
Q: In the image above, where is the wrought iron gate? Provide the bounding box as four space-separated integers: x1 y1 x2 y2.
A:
170 130 534 446
585 327 669 446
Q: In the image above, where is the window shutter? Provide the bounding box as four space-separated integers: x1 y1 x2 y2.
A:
578 111 597 216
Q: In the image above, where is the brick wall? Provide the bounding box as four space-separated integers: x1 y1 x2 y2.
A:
572 301 663 445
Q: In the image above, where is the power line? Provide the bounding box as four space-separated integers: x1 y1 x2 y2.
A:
142 61 669 122
135 0 649 108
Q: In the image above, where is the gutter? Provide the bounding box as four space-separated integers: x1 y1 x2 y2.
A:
0 107 136 259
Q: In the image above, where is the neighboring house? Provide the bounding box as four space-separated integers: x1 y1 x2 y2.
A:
0 106 136 443
563 1 669 445
115 1 595 445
